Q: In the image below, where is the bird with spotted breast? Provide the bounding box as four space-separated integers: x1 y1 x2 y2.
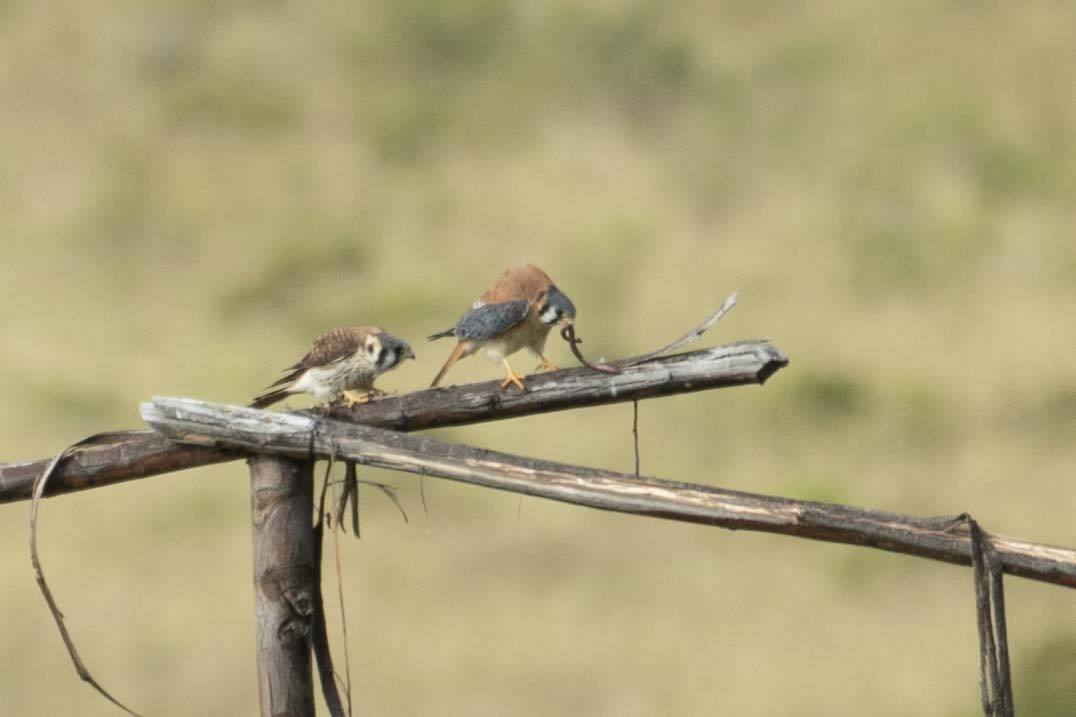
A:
250 326 414 409
428 264 576 390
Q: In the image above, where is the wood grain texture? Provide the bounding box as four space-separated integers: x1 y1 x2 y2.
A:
0 341 787 503
249 456 316 717
143 397 1076 590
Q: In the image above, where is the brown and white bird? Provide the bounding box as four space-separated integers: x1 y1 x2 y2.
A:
250 326 414 409
428 264 576 390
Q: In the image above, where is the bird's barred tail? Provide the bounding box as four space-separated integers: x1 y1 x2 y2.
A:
249 387 292 410
430 342 467 387
427 328 455 341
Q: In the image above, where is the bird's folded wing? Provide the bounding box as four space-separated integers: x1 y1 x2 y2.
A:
454 300 530 341
301 327 365 367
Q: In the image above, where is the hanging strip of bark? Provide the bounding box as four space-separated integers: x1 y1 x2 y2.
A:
312 452 348 717
28 432 144 717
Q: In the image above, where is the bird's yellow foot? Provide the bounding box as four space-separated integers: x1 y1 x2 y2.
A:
500 360 527 391
535 356 559 372
343 389 380 407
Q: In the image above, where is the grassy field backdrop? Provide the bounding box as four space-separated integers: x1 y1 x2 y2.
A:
2 1 1076 714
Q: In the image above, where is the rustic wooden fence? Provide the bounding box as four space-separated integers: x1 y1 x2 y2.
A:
2 339 1073 716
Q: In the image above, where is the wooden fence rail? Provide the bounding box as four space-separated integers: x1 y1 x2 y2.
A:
142 396 1076 590
6 338 1057 716
0 340 783 504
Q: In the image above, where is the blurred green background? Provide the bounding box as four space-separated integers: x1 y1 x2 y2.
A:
2 1 1076 714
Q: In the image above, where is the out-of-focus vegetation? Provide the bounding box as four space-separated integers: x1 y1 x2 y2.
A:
2 1 1075 714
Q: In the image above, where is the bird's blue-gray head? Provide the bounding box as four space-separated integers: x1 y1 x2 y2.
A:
369 331 415 372
537 285 576 327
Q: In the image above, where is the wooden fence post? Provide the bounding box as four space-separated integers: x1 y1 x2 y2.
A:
249 455 316 717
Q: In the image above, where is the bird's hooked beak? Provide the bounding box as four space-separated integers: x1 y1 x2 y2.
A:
402 346 416 360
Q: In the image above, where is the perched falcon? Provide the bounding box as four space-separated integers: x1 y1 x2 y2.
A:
428 264 576 390
250 326 414 409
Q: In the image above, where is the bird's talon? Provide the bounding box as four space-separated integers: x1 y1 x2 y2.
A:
499 360 528 391
342 390 375 407
500 375 527 391
536 358 559 372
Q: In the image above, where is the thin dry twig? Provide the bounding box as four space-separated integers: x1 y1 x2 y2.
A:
315 439 335 523
620 291 738 365
559 292 737 374
419 477 430 527
29 433 143 717
324 476 410 527
632 401 641 477
330 499 354 717
367 481 409 524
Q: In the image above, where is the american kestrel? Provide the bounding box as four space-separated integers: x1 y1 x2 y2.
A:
428 264 576 390
250 326 414 409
